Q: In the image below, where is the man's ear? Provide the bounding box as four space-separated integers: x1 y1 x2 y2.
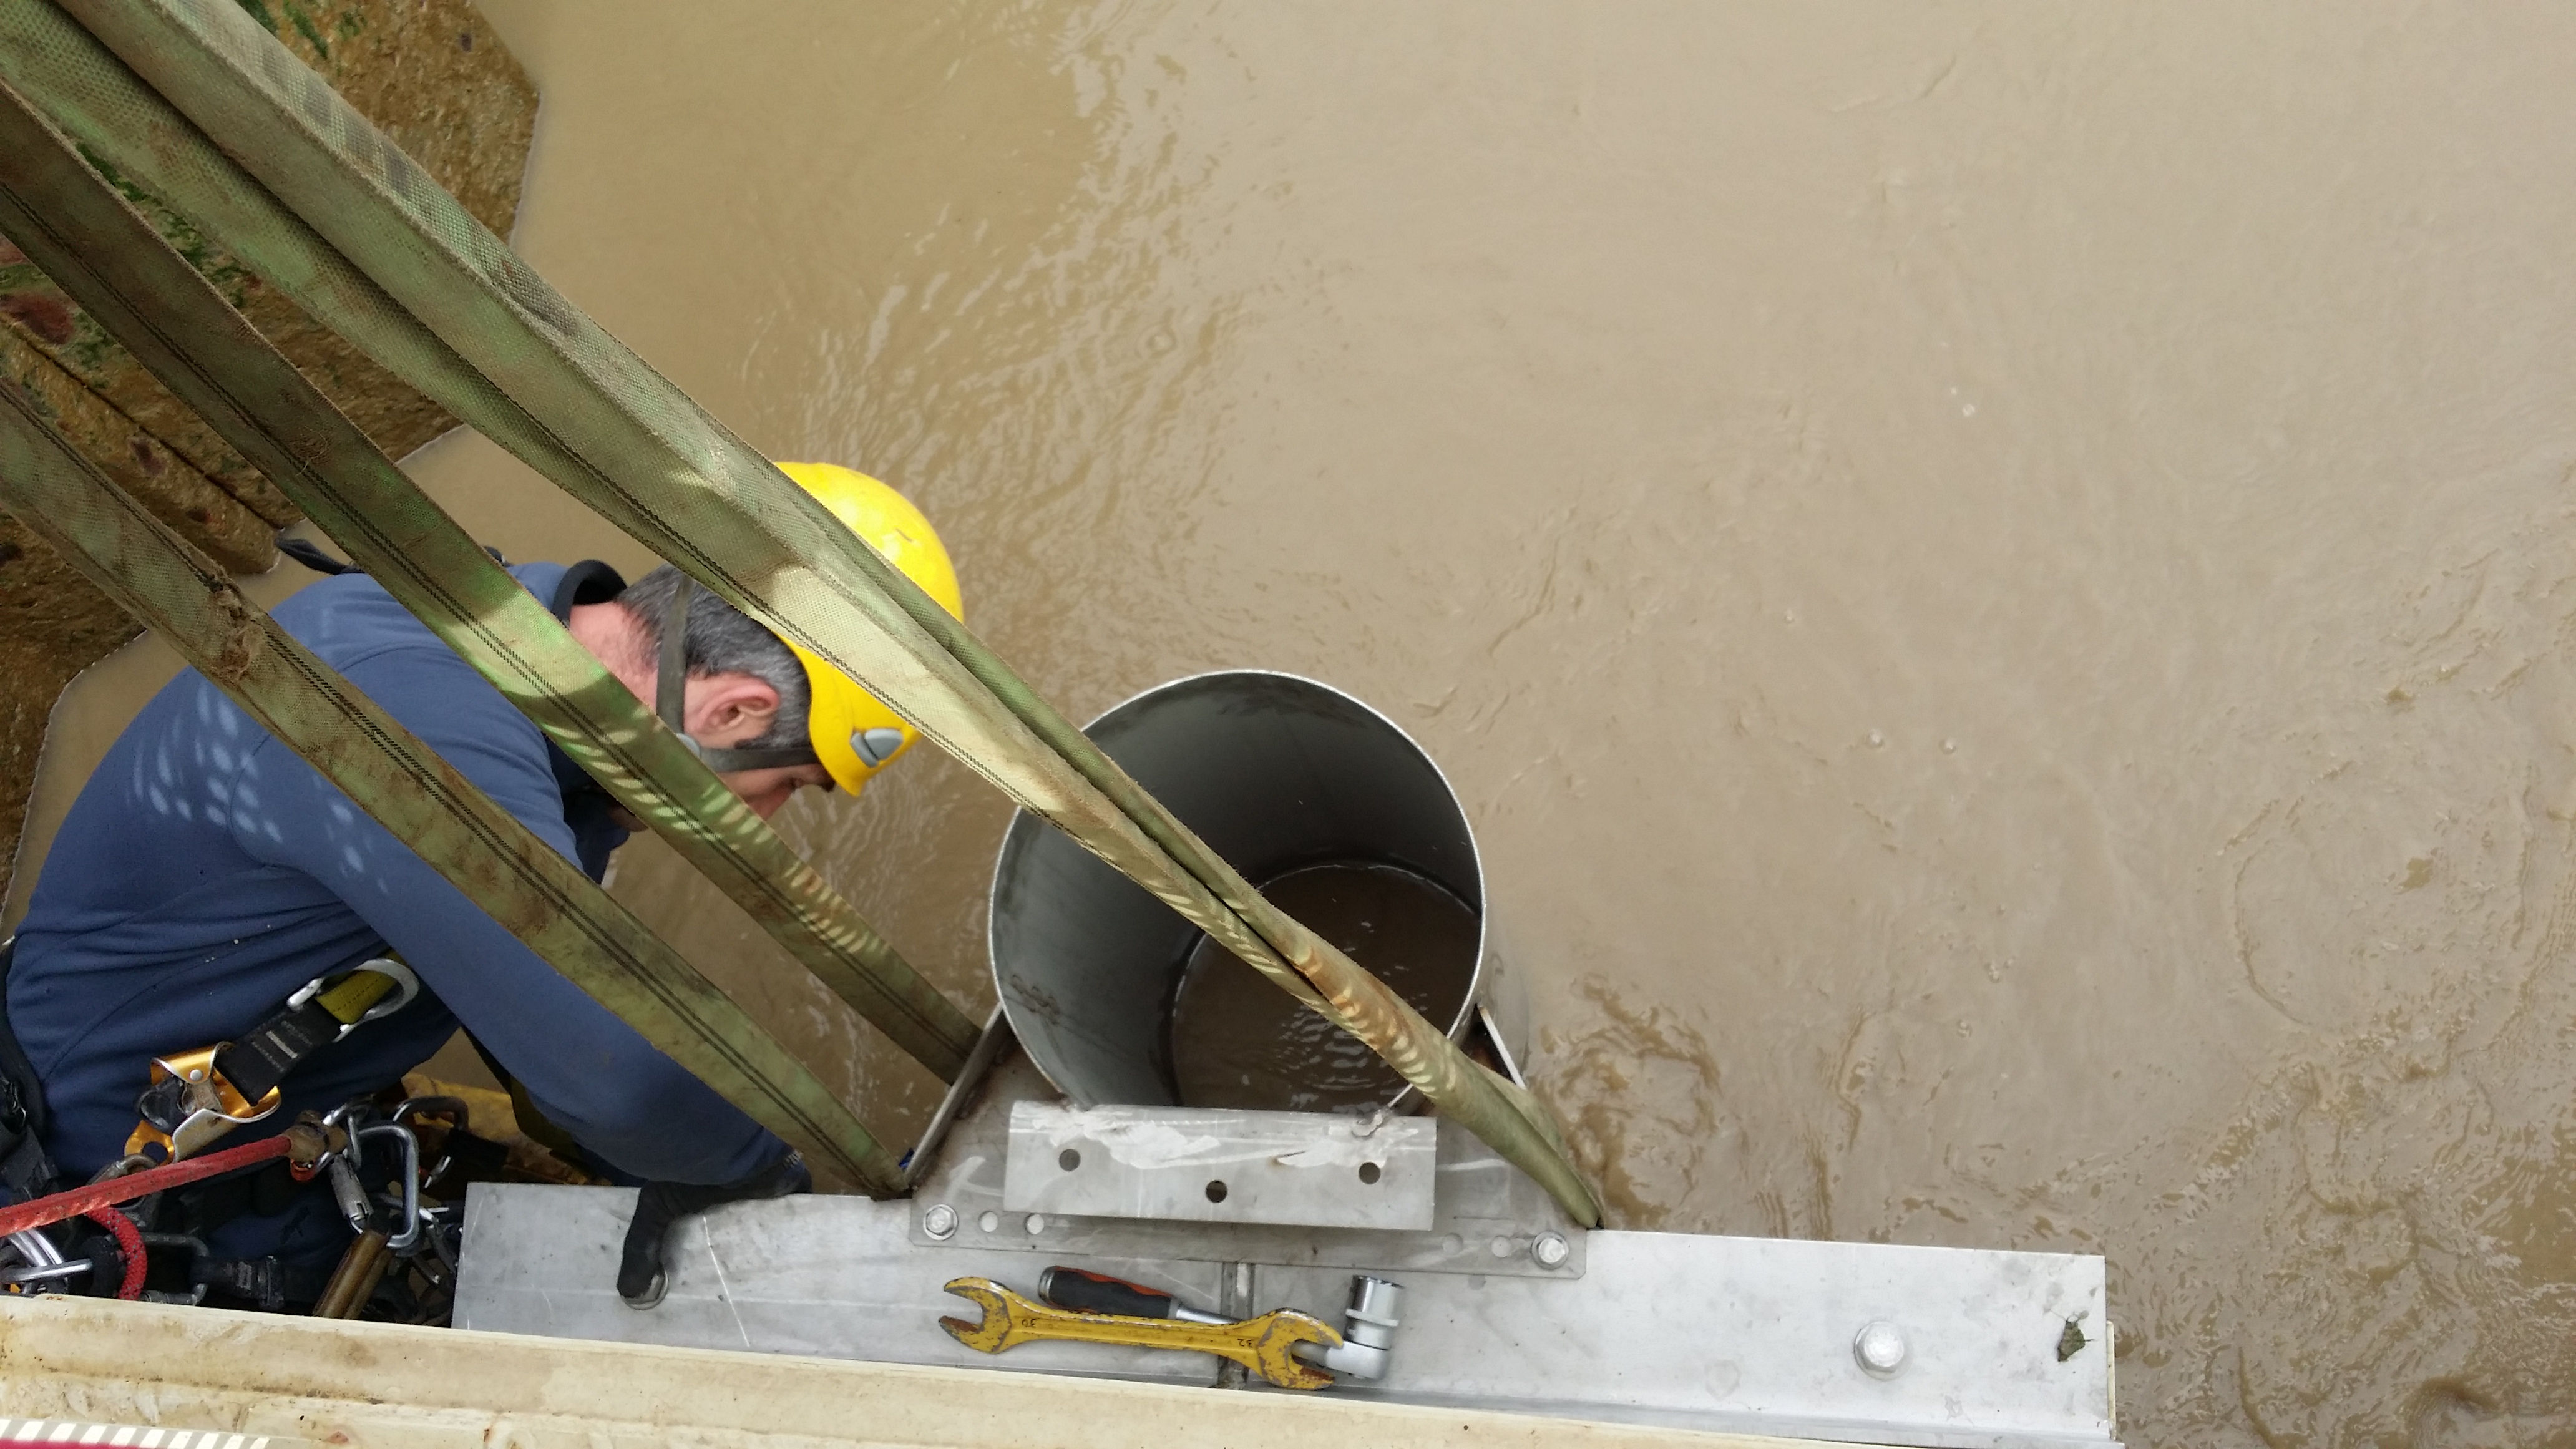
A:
690 673 781 741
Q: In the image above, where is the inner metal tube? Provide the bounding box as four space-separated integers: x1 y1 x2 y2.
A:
990 670 1511 1111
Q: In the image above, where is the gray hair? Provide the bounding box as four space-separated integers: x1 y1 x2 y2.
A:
615 565 809 749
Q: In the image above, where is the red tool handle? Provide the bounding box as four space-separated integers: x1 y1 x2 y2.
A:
1039 1265 1179 1319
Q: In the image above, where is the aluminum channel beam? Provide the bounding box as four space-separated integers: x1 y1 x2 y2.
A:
1257 1241 2112 1449
457 1186 2115 1448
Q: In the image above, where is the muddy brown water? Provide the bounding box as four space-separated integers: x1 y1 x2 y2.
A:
1169 861 1480 1112
9 3 2576 1442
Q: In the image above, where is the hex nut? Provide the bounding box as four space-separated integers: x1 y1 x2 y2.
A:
1854 1320 1909 1377
921 1204 958 1241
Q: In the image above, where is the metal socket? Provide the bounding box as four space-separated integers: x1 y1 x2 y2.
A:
1308 1274 1404 1380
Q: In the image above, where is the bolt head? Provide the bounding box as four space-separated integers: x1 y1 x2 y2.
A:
1854 1320 1909 1377
921 1204 957 1240
1533 1231 1571 1268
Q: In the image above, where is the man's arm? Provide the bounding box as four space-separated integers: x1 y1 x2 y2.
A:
227 644 787 1184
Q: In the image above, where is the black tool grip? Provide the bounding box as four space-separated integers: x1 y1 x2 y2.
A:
1040 1265 1176 1319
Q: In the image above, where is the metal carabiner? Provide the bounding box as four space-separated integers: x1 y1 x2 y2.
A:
353 1122 422 1252
318 1098 368 1173
282 957 422 1043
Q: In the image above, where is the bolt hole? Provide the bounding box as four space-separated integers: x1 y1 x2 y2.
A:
1058 1148 1081 1172
1357 1161 1382 1184
1204 1179 1229 1204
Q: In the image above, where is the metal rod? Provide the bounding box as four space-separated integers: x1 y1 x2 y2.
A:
0 378 905 1196
311 1229 389 1320
0 78 979 1081
10 0 1596 1222
6 1228 64 1269
902 1007 1012 1192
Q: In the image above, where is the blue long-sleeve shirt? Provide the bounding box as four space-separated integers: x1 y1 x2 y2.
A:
9 561 785 1265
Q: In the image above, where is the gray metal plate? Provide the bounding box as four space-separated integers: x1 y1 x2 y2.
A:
454 1041 2117 1447
456 1187 2115 1448
1257 1233 2115 1449
452 1184 1225 1387
1002 1101 1437 1231
916 1051 1588 1278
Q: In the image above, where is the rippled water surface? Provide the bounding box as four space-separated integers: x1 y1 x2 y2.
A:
36 4 2576 1440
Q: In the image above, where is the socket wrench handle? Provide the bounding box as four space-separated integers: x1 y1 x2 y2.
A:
1039 1265 1225 1325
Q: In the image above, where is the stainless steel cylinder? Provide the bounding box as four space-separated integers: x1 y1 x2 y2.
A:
988 670 1506 1109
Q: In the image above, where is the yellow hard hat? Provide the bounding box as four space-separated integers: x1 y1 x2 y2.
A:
774 462 964 795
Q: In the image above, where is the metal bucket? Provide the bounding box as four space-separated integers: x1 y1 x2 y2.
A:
988 670 1507 1110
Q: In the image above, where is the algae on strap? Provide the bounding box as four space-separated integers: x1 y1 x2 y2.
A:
21 0 1597 1223
0 361 904 1197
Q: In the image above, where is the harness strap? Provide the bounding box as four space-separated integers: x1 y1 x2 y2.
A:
655 575 818 774
281 534 508 577
129 959 419 1162
0 939 59 1204
277 536 354 575
220 965 404 1102
191 1252 334 1312
655 570 690 729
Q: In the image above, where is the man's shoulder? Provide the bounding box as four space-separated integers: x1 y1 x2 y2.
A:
268 561 578 668
259 563 583 754
266 572 437 667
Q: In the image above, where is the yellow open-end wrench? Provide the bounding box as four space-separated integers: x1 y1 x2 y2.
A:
939 1276 1342 1389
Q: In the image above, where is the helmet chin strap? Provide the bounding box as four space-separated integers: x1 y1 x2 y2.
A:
657 575 821 774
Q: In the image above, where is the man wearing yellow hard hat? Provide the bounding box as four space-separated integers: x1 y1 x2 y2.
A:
601 461 965 816
4 462 952 1311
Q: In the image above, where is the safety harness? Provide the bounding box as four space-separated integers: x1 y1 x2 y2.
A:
0 950 427 1309
125 957 419 1164
0 944 54 1207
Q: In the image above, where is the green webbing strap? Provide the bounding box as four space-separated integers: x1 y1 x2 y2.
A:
0 75 976 1082
12 0 1594 1222
0 373 905 1196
